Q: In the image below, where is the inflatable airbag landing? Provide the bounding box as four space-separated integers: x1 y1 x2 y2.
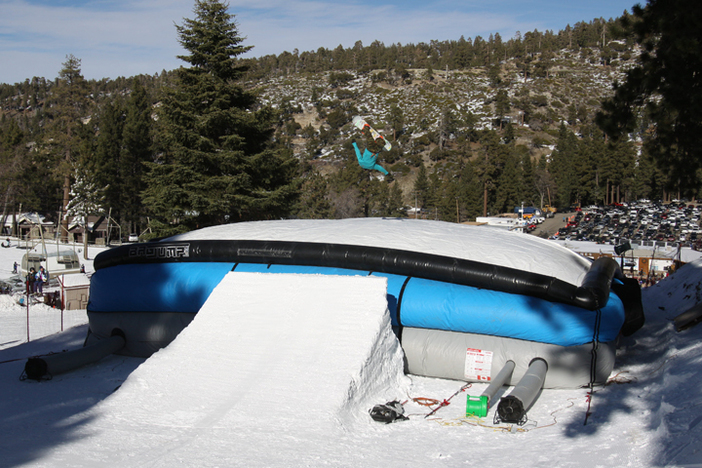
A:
86 218 642 388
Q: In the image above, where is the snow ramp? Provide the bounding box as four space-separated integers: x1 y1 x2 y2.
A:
48 272 409 467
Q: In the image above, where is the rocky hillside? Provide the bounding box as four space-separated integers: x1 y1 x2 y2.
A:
250 45 635 199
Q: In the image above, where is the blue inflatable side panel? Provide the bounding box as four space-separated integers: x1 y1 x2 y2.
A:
398 278 625 345
89 263 234 313
367 273 408 327
88 262 626 347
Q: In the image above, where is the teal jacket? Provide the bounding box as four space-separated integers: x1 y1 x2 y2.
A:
352 142 389 175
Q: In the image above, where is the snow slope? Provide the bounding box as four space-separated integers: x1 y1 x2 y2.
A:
1 235 702 467
37 272 408 467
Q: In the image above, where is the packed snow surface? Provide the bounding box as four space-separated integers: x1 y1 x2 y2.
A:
26 272 408 467
1 226 702 467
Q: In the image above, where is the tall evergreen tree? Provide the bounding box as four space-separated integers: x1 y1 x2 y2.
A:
573 125 602 205
386 184 406 218
93 100 123 221
426 169 443 216
533 155 556 209
519 150 535 205
437 181 460 223
477 130 503 215
121 78 152 235
143 0 299 236
387 104 404 141
412 163 429 211
493 150 521 213
0 118 26 233
610 138 637 202
295 171 333 219
45 55 90 239
65 162 106 258
495 90 510 127
456 161 483 221
597 0 702 196
633 149 664 200
549 123 579 208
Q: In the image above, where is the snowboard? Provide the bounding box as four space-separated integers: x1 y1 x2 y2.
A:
352 116 392 151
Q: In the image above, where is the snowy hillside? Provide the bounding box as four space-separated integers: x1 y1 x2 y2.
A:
254 53 630 167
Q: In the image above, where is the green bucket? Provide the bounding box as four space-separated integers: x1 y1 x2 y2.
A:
466 395 488 418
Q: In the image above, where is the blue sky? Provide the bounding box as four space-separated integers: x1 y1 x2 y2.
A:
0 0 640 85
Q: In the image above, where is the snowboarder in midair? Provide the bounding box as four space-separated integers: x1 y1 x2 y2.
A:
352 138 388 176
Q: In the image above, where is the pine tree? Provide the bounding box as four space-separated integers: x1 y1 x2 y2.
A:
458 161 484 220
533 155 555 210
295 171 333 219
44 55 91 240
549 123 579 208
388 104 404 140
495 90 510 127
435 181 459 223
632 149 661 200
386 184 406 218
426 170 443 217
412 163 429 211
597 0 702 196
143 0 299 236
477 130 503 215
519 151 535 205
0 118 26 234
120 78 152 235
494 150 521 213
65 163 106 258
610 138 637 202
93 100 123 222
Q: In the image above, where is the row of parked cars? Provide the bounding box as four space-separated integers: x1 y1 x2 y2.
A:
554 200 702 247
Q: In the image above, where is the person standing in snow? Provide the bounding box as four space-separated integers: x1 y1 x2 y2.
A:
26 267 36 294
34 266 48 295
352 138 389 176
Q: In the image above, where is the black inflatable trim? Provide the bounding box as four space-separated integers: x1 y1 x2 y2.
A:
94 240 628 311
611 276 645 336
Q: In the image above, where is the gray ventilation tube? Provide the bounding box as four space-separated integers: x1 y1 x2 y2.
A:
22 329 126 381
495 358 548 425
466 360 516 418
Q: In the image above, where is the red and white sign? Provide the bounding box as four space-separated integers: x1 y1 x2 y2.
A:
464 348 493 381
